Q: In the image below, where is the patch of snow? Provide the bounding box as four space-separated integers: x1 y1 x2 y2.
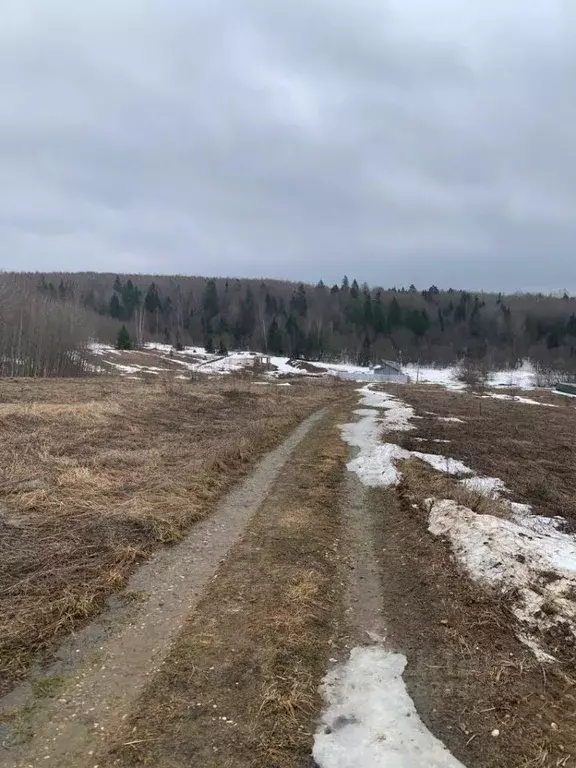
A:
268 357 311 376
306 359 372 376
510 507 564 536
460 476 508 498
484 393 558 408
554 389 576 398
143 366 171 372
516 633 557 663
106 363 143 375
313 646 465 768
88 342 120 356
428 498 576 658
438 416 465 423
404 364 465 391
340 391 473 487
489 361 536 389
144 342 174 354
412 453 473 476
347 440 411 487
358 386 416 432
403 360 557 392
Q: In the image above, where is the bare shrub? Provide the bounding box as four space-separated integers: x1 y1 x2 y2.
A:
0 274 95 378
456 356 490 393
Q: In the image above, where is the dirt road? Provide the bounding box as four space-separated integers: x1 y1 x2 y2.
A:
0 408 330 767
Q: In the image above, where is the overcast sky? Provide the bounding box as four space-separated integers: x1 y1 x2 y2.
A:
1 1 575 292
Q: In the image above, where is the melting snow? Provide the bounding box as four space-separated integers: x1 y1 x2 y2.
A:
88 342 120 356
428 498 576 657
484 393 558 407
340 390 474 487
459 476 508 498
404 365 464 391
438 416 465 423
313 647 465 768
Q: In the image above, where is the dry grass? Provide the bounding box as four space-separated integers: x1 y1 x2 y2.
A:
0 375 341 695
396 456 514 521
100 405 349 768
388 384 576 527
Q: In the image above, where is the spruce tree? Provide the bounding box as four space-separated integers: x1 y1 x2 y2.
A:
267 317 283 355
116 325 132 350
109 293 124 320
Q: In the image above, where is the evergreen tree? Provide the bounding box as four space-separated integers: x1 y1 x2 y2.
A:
373 292 386 334
202 279 219 319
267 317 283 354
237 287 256 342
218 339 228 356
388 297 402 329
121 279 141 319
109 293 124 320
290 283 308 316
357 334 372 367
438 307 445 332
363 289 373 328
205 337 215 354
144 282 161 314
116 325 132 350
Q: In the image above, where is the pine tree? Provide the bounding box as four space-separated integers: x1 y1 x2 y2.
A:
116 325 132 350
205 337 215 354
218 339 228 356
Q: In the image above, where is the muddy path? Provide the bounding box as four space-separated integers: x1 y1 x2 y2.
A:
0 408 328 768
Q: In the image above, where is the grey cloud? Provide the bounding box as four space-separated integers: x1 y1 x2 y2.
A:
0 0 575 290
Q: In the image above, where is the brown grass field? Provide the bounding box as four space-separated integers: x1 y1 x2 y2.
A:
0 375 340 695
389 384 576 527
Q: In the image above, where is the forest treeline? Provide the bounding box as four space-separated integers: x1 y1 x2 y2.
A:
3 271 576 375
